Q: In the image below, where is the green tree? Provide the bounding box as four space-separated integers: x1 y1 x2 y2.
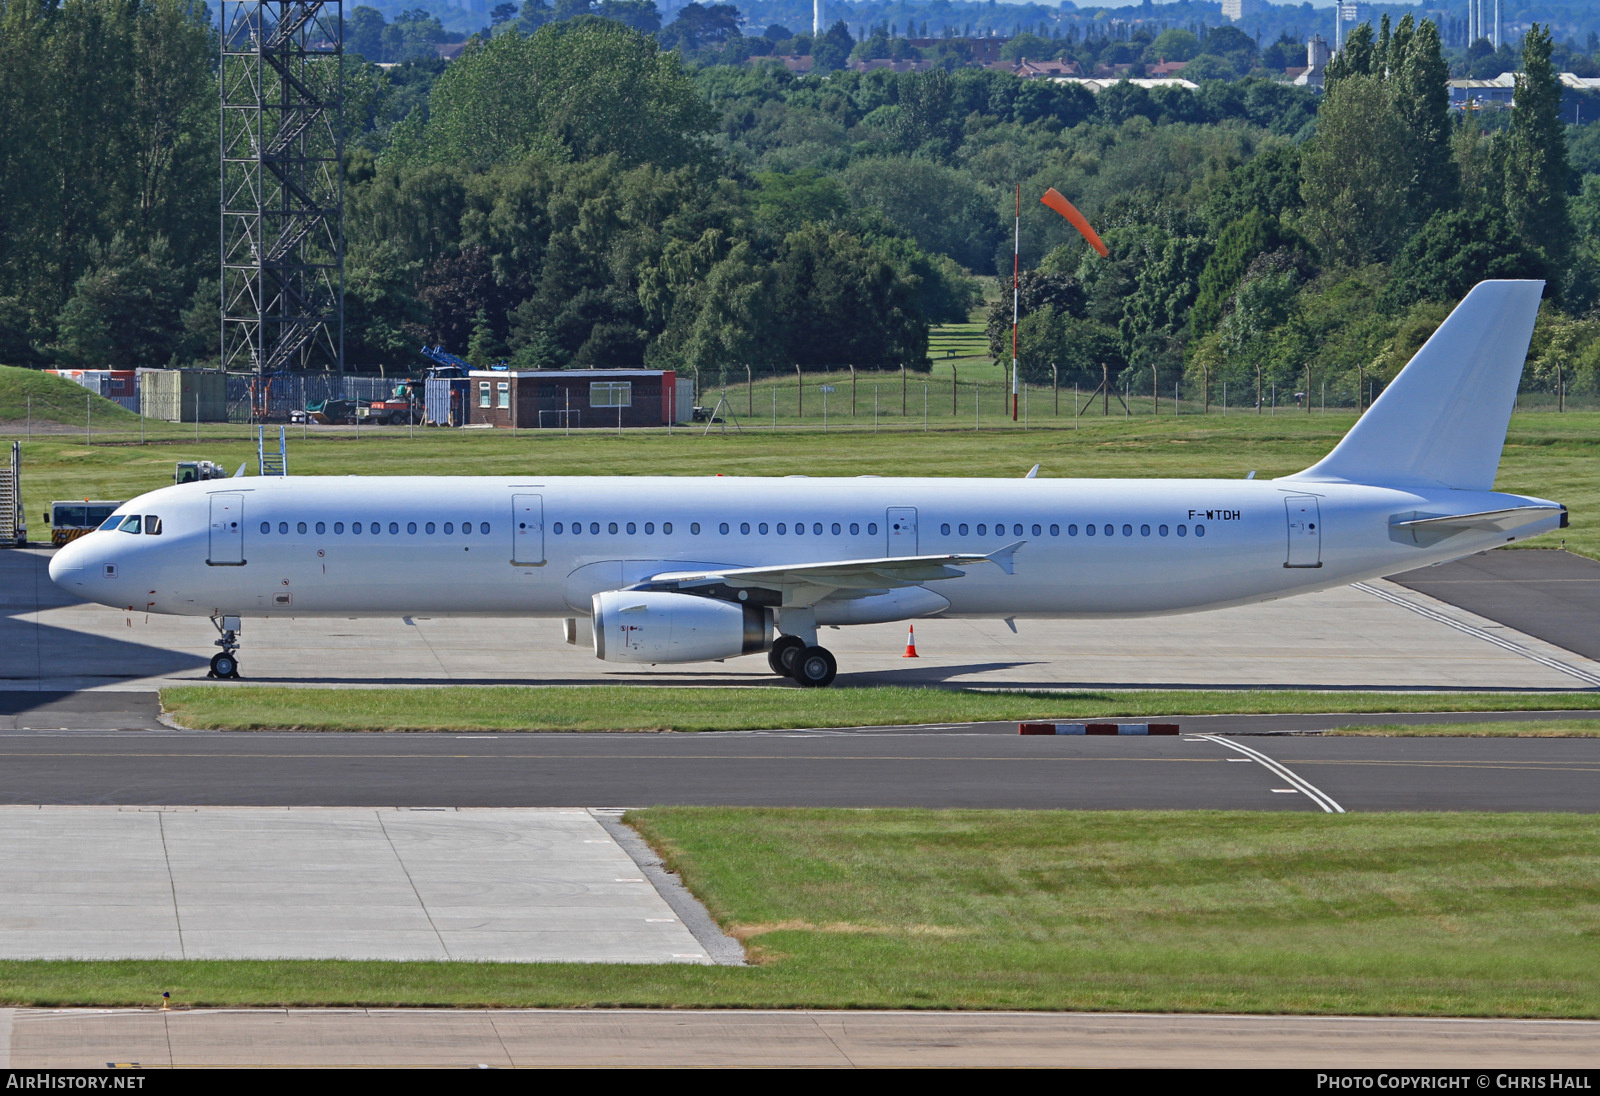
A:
53 234 188 366
1192 211 1303 335
1299 73 1411 267
811 19 853 72
1504 24 1571 270
1389 18 1458 230
386 21 713 171
840 158 1000 272
1385 207 1546 309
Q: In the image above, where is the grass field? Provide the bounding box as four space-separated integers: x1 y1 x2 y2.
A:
6 362 1597 558
1330 720 1600 737
157 685 1600 731
1 808 1596 1015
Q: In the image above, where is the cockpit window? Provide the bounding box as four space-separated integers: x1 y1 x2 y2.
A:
145 516 162 535
118 515 142 534
99 513 125 532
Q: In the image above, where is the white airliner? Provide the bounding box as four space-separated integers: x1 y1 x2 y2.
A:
51 281 1566 687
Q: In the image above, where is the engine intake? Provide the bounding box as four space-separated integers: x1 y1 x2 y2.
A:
592 590 769 664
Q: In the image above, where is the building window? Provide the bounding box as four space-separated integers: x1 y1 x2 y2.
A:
479 381 490 408
497 381 509 409
591 381 632 408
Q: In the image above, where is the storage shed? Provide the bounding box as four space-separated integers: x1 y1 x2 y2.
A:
467 370 683 429
139 369 228 422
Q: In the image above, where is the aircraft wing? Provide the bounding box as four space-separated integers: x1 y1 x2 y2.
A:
646 543 1022 607
1389 506 1565 546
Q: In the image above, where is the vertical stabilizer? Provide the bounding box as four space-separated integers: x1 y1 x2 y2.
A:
1288 280 1543 491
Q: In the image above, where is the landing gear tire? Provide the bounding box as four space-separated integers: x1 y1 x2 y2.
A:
768 635 806 677
209 652 239 679
793 645 837 688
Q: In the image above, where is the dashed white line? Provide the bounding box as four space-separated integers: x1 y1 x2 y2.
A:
1197 734 1346 814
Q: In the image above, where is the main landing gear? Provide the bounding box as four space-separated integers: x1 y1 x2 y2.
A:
209 615 241 679
768 634 837 688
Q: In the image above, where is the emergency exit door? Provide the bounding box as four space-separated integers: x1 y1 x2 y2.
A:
886 507 918 556
1284 495 1322 568
512 494 545 565
207 493 245 566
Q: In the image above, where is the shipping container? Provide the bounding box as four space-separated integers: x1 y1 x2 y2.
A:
139 370 228 422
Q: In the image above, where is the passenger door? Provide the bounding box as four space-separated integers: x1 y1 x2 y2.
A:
885 507 918 557
208 493 245 566
1284 495 1322 568
512 494 545 566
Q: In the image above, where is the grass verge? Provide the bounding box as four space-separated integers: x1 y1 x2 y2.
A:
2 809 1596 1015
157 685 1600 732
1330 720 1600 737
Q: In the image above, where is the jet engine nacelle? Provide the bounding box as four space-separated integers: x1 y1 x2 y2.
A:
591 590 769 664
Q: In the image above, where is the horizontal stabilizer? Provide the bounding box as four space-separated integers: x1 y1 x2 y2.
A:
1389 506 1564 547
1289 280 1543 491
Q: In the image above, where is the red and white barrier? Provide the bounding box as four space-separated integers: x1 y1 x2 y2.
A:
1019 722 1179 736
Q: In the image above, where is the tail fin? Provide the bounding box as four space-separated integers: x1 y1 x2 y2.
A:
1288 280 1543 491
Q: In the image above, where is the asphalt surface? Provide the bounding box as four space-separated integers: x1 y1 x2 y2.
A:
1390 549 1600 662
0 715 1596 812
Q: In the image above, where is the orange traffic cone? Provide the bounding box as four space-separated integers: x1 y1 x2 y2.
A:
903 625 919 658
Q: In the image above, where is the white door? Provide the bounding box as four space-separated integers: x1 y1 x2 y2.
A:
886 507 918 556
1284 495 1322 568
512 494 544 565
208 493 245 566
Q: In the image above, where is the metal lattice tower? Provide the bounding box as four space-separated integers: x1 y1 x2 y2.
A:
221 1 344 374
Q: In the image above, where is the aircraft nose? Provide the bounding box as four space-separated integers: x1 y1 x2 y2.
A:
49 536 88 587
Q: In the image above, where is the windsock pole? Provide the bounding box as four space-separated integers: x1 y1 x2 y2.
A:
1012 184 1020 422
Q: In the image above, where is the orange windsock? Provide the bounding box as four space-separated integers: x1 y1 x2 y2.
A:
1040 187 1109 258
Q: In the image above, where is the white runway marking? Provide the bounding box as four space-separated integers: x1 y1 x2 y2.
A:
1196 735 1346 814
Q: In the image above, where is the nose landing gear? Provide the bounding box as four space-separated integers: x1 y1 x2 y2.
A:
209 614 241 679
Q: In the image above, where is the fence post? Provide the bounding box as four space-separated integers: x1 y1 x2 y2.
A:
746 364 753 418
795 364 802 420
849 363 856 417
